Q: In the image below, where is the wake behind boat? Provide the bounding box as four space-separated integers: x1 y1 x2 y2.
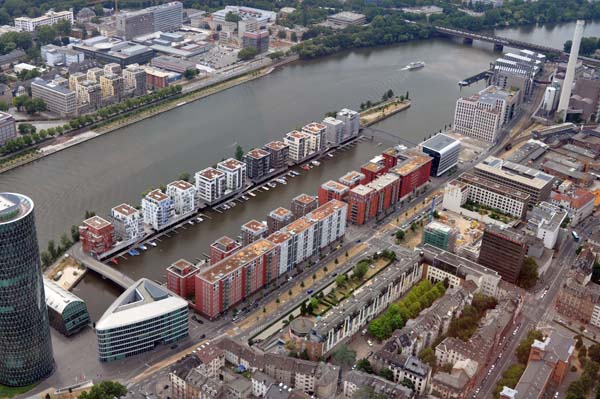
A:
405 61 425 70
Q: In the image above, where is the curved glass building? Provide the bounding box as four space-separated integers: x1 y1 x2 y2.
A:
0 193 55 386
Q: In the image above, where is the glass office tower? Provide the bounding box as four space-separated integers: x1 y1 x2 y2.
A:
0 193 55 386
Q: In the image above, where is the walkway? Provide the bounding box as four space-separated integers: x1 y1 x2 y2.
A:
69 243 134 289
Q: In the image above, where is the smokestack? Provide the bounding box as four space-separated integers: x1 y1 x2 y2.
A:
556 20 585 122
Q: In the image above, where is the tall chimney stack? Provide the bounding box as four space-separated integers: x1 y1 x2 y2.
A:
557 20 585 122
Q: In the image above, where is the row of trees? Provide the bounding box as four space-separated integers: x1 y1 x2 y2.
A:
13 95 46 114
565 36 600 58
0 85 182 156
368 280 446 340
517 257 539 290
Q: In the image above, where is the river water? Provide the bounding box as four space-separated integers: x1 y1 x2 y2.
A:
2 20 599 320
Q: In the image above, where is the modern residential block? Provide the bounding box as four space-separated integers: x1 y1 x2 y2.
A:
167 259 200 299
302 122 327 153
267 207 293 234
141 189 175 231
166 180 197 216
217 158 246 193
79 215 114 257
318 180 349 205
336 108 360 140
244 148 271 181
284 131 311 163
210 235 241 265
195 167 226 205
263 141 290 170
322 117 344 146
241 219 268 246
291 193 318 219
111 203 144 242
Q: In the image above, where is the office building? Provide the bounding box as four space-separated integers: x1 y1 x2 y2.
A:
167 259 200 299
79 216 114 257
210 235 241 265
339 170 365 189
336 108 360 140
123 64 147 96
422 221 458 252
31 78 76 117
241 219 268 246
264 141 290 170
389 150 432 199
473 157 555 206
242 30 269 53
454 89 504 143
44 278 90 336
527 202 567 249
291 194 318 219
318 180 350 205
284 131 311 163
100 74 124 101
96 278 188 362
195 167 226 205
75 80 101 110
117 2 183 39
141 189 175 231
244 148 271 181
212 6 276 26
111 203 144 242
0 193 55 386
326 11 366 28
442 172 530 220
421 134 461 177
15 10 73 32
72 37 154 67
550 188 595 226
302 122 327 153
478 225 527 284
0 111 17 146
267 207 293 234
41 44 84 67
322 117 344 146
166 180 196 216
217 158 246 192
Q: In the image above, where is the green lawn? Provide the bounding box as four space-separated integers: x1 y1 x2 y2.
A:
0 383 37 399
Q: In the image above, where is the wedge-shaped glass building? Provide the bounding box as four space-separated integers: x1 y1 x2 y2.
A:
0 193 54 386
95 278 188 362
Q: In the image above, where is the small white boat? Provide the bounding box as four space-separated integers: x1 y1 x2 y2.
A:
328 153 334 158
188 220 195 225
406 61 425 70
248 192 256 197
223 204 230 210
311 160 321 166
139 244 148 251
263 186 270 191
287 172 295 177
149 241 157 247
196 217 204 223
229 201 236 208
276 178 287 184
291 171 300 176
268 182 277 188
242 195 249 200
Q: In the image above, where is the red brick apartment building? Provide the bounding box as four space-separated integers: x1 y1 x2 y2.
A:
79 215 114 257
167 259 200 299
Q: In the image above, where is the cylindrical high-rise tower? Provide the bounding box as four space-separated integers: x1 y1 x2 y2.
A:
557 19 585 121
0 193 54 387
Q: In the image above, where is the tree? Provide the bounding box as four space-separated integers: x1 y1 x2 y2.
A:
238 47 259 61
379 368 394 381
518 257 539 290
332 345 356 368
12 94 28 111
234 144 244 161
179 172 191 182
0 100 8 111
60 233 71 251
79 381 127 399
25 97 46 114
386 89 394 99
183 68 199 80
356 358 374 374
291 32 298 42
37 25 57 44
353 261 369 280
588 343 600 363
71 224 79 243
395 230 405 240
335 274 346 287
418 347 437 369
225 12 241 23
277 30 286 39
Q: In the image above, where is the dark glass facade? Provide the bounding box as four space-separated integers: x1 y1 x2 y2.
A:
0 193 55 386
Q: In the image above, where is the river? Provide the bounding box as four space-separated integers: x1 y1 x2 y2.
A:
2 20 598 320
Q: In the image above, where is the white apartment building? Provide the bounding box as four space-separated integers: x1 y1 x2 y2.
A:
527 202 567 249
111 203 144 242
195 167 226 205
302 122 327 153
141 189 175 231
322 117 344 146
550 188 595 226
336 108 360 140
284 130 310 163
307 199 347 249
282 217 316 266
267 231 293 276
217 158 246 192
442 172 530 220
166 180 197 216
15 10 74 32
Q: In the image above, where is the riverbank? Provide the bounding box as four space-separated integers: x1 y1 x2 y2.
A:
0 57 296 175
360 98 411 127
